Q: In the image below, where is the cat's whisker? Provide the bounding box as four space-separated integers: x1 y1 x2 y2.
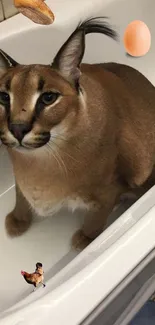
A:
51 135 82 154
46 142 68 178
55 150 68 178
50 139 81 165
46 143 62 172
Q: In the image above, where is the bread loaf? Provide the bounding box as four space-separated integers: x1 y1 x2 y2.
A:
14 0 55 25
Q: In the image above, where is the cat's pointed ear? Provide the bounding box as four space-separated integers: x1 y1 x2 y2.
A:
0 50 18 69
51 30 85 88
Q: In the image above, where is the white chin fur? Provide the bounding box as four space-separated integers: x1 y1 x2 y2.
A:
4 131 19 147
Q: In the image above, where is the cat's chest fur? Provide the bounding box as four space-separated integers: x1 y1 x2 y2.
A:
17 174 90 217
25 186 90 217
9 151 91 217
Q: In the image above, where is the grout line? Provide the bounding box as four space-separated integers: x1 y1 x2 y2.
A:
0 0 5 20
0 0 18 20
0 184 15 199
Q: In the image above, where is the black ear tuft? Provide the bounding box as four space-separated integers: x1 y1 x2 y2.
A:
0 50 18 69
51 17 118 89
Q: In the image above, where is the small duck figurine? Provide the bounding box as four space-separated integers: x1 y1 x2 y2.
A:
14 0 55 25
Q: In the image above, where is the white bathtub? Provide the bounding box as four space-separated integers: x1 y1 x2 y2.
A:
1 0 155 324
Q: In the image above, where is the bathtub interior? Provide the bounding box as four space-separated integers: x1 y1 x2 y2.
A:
0 0 155 315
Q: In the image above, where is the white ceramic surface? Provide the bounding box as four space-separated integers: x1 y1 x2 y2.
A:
0 0 155 324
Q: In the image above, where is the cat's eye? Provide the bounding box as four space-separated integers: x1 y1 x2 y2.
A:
0 92 10 106
41 92 59 105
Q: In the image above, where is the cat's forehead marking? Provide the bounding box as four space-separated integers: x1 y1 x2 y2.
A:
5 78 11 91
11 68 40 90
0 65 76 97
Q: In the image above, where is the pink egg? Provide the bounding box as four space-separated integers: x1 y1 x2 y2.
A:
124 20 151 57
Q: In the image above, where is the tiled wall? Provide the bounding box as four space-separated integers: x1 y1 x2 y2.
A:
0 0 18 21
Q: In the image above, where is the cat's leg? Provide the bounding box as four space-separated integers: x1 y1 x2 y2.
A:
5 183 32 237
72 183 124 251
72 207 112 251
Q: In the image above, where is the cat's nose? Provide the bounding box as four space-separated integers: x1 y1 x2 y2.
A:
9 123 31 142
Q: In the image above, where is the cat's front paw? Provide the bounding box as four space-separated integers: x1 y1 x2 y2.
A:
5 212 31 237
71 229 92 251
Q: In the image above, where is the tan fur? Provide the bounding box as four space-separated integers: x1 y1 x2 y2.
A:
1 44 155 249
